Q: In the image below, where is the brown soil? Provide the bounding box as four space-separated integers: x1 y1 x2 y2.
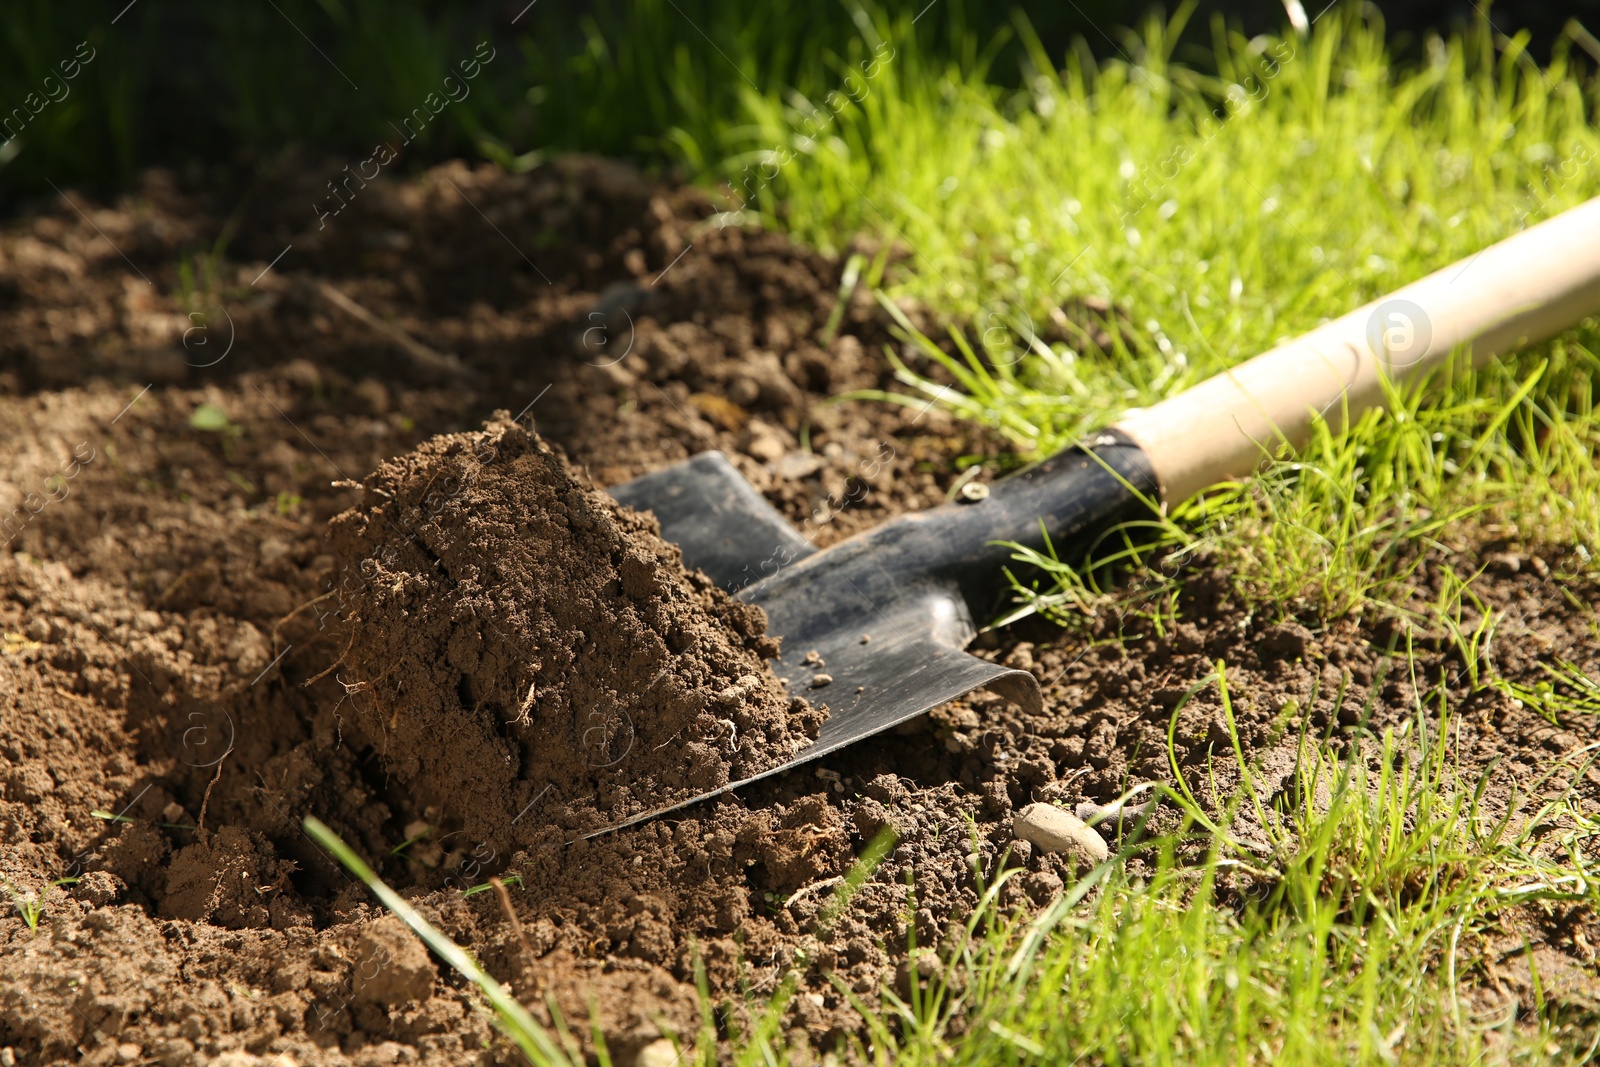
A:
1 156 1597 1067
327 416 820 844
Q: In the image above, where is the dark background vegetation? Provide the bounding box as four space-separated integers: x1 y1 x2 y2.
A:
1 0 1596 209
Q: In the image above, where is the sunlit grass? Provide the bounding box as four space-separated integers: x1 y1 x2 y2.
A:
701 5 1599 440
897 693 1600 1067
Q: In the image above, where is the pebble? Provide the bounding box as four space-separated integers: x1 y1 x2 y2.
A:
746 430 787 463
810 673 833 688
1012 803 1109 864
771 451 824 480
635 1038 681 1067
715 673 762 705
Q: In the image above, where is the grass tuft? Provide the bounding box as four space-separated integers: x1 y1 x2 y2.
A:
2 876 44 931
869 671 1600 1066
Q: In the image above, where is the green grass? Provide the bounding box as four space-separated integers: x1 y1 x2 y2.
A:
703 6 1599 420
773 19 1600 1058
1001 343 1600 632
772 12 1600 1064
887 689 1600 1067
2 875 45 931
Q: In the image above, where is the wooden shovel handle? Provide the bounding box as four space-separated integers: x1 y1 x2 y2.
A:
1114 195 1600 505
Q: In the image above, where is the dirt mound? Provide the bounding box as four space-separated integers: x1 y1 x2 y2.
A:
328 416 823 844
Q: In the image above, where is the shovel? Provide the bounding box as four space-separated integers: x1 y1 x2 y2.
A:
604 195 1600 831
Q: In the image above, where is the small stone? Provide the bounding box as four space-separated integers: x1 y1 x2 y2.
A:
636 1037 681 1067
771 451 824 480
859 633 871 644
1012 803 1110 864
809 674 833 689
1486 551 1522 575
746 430 787 463
210 1054 262 1067
894 947 941 996
715 673 761 706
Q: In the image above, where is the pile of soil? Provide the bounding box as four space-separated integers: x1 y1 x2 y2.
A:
327 416 822 843
1 155 1596 1066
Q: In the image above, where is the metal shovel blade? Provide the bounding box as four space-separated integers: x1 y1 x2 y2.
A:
600 451 1044 831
